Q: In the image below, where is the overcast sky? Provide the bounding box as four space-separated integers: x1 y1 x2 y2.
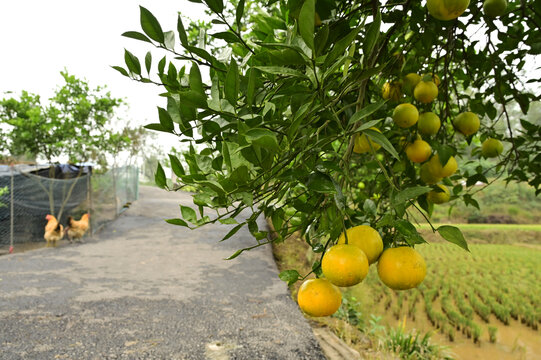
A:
0 0 206 155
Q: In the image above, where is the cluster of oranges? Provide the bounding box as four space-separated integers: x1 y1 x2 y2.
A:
297 225 426 317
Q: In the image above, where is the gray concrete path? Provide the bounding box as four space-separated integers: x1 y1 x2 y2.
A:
0 186 325 360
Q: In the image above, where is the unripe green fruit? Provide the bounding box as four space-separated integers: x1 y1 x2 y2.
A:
483 0 507 17
481 138 504 158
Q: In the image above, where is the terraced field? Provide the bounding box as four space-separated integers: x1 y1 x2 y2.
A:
348 243 541 358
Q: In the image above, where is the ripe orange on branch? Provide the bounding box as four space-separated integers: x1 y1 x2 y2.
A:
337 225 383 264
297 278 342 317
393 103 419 128
414 80 438 104
322 244 369 287
377 247 427 290
427 184 451 204
427 154 458 178
406 139 432 163
354 128 381 153
453 111 480 136
427 0 470 20
418 112 441 136
481 138 503 158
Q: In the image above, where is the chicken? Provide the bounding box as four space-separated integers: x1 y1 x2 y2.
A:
44 214 64 247
65 213 90 242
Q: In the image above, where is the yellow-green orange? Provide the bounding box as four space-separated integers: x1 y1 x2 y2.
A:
337 225 383 264
427 184 451 204
297 278 342 317
393 103 419 128
354 128 381 153
427 0 471 20
402 73 421 95
482 138 504 158
322 244 369 287
418 112 441 136
377 247 427 290
483 0 507 17
406 140 432 163
420 162 442 185
427 154 458 178
382 81 403 101
414 81 438 103
423 73 441 87
454 112 480 136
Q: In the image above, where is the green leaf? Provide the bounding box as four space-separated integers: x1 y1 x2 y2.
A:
164 30 175 49
203 0 224 13
166 218 189 227
111 66 129 77
307 172 336 193
140 6 164 43
177 15 188 46
189 62 204 94
245 128 279 151
222 142 232 172
124 49 141 75
225 59 239 105
236 0 245 26
169 154 185 176
246 68 257 106
225 248 245 260
348 100 388 125
363 128 400 160
122 31 152 43
158 107 174 132
178 90 208 108
155 162 167 188
210 31 241 44
144 123 171 133
298 0 316 50
394 186 432 205
219 217 238 225
181 205 197 223
253 66 306 78
363 8 381 62
395 220 426 245
437 225 469 251
144 52 152 74
324 26 360 67
279 269 300 285
363 199 376 216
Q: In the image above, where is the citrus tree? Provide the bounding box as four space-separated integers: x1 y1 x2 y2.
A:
116 0 540 315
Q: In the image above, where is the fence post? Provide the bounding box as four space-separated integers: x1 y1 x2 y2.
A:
88 169 94 238
9 165 14 253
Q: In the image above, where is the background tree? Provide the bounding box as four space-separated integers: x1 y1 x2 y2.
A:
0 71 132 218
115 0 540 273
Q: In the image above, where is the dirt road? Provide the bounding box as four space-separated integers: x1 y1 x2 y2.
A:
0 186 325 359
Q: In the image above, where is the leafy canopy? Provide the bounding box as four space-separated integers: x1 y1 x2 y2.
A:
116 0 540 274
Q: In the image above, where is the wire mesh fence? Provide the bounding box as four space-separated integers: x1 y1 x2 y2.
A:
0 165 139 250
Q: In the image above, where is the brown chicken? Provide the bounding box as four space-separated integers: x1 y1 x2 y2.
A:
65 213 90 242
44 214 64 247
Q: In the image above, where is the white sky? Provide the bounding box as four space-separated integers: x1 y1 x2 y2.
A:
0 0 206 156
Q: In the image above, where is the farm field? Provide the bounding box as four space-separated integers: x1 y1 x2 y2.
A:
347 243 541 360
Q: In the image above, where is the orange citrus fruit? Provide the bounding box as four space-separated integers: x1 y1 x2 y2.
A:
406 139 432 163
481 138 503 158
297 278 342 317
427 154 458 178
414 81 438 103
337 225 383 264
402 73 421 95
483 0 507 17
427 184 451 204
418 112 441 136
382 81 403 101
453 112 480 136
420 162 442 184
393 103 419 128
354 128 381 153
377 247 427 290
322 244 369 287
427 0 470 20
